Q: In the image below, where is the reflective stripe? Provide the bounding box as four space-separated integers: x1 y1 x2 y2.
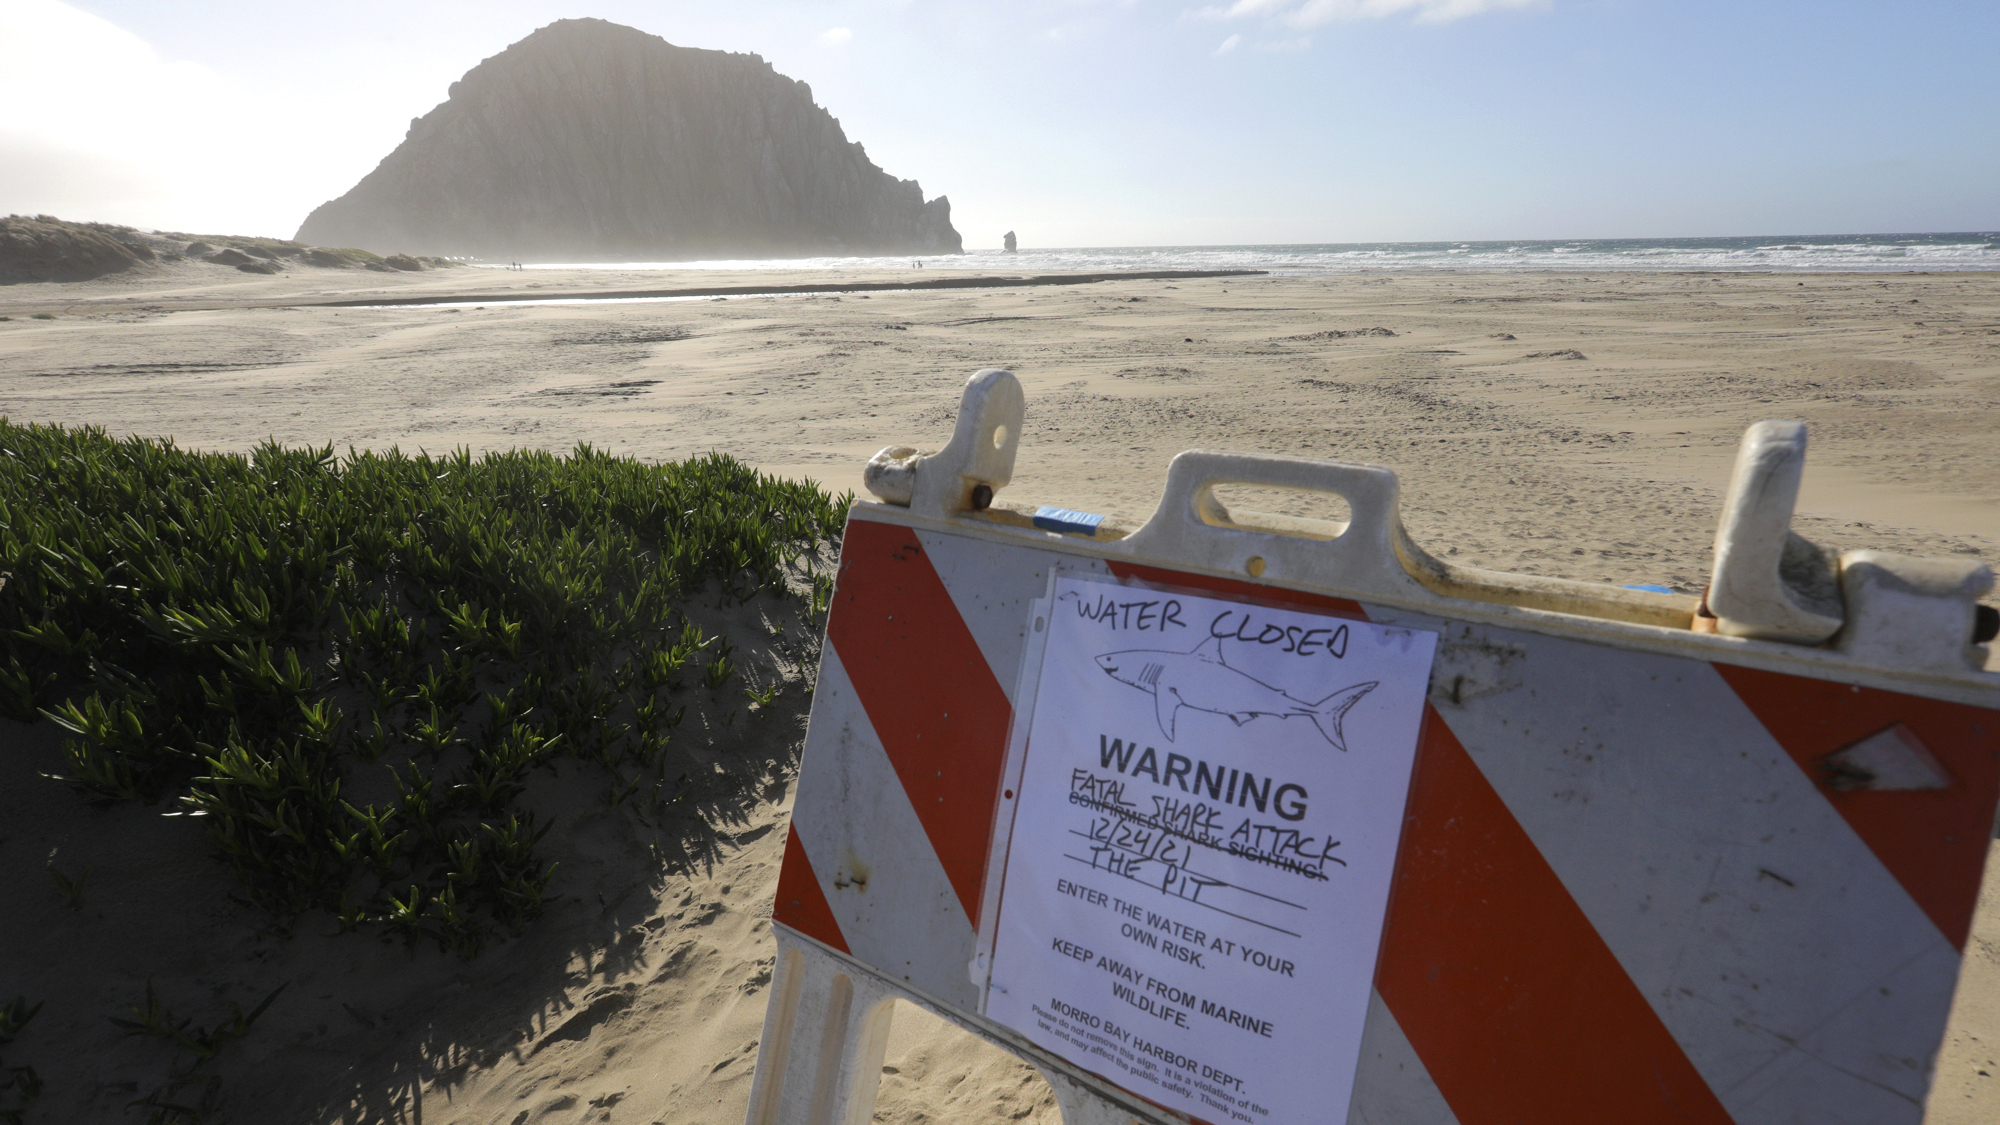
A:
827 519 1014 927
1717 663 2000 950
791 646 979 1009
772 825 847 954
914 528 1106 706
1401 613 1957 1119
1346 989 1461 1125
1376 708 1733 1125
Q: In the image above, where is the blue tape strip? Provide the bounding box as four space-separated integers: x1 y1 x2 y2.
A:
1032 506 1108 536
1622 584 1677 595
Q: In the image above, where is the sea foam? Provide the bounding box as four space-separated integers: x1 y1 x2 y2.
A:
483 233 2000 275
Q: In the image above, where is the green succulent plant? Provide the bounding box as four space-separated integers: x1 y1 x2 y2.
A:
2 421 848 957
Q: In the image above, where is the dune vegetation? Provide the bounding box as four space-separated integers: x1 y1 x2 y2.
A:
0 420 848 962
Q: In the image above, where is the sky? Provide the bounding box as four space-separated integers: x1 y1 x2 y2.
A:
1 0 1994 249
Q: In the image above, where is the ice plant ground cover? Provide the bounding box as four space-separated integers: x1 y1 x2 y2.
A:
0 421 848 958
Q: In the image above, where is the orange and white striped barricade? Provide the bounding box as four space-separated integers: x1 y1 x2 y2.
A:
747 368 2000 1125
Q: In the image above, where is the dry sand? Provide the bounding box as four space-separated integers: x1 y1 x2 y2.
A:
2 261 1997 1124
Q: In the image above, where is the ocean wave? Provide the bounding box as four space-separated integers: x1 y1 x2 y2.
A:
486 233 2000 275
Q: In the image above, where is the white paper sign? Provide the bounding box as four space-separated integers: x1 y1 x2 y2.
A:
983 575 1436 1125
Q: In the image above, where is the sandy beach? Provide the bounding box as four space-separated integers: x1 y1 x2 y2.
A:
3 262 1998 1124
6 263 1997 586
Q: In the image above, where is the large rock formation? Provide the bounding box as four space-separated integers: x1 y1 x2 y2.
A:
296 19 961 261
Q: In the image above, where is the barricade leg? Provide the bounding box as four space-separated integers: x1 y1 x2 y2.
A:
746 929 898 1125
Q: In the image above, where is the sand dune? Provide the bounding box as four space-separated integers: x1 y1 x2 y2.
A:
2 263 1996 1124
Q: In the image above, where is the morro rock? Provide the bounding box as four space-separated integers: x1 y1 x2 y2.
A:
296 19 961 260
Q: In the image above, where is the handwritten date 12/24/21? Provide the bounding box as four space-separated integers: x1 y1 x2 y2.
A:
1068 812 1335 927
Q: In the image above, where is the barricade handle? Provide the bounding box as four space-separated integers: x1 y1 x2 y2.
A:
1702 420 1995 670
1703 420 1845 643
864 368 1024 519
1108 450 1428 601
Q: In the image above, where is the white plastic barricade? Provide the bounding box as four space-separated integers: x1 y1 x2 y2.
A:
748 368 2000 1125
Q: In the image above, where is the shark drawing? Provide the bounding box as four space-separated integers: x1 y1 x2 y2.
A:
1093 636 1378 749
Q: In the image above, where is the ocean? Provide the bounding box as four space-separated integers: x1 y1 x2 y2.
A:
502 232 2000 275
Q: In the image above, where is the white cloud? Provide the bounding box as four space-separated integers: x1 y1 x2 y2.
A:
1196 0 1549 26
817 27 855 47
0 0 432 237
1193 0 1281 17
1215 33 1243 54
0 2 249 229
0 2 230 155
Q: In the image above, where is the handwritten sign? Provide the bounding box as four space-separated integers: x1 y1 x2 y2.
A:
983 575 1436 1124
